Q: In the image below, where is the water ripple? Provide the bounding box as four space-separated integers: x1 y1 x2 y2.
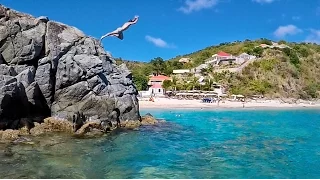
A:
0 109 320 178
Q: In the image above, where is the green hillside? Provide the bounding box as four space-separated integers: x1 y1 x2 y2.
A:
217 45 320 99
117 39 320 99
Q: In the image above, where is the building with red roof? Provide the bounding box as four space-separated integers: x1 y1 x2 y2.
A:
150 84 162 89
216 51 231 57
149 75 171 82
147 75 172 97
205 51 236 66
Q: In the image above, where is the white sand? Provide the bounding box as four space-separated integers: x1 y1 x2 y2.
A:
139 98 320 110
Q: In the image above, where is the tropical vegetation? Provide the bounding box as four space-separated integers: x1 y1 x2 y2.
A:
116 39 320 99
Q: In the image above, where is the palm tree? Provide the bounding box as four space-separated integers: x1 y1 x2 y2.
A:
203 78 213 91
172 76 178 91
189 77 200 90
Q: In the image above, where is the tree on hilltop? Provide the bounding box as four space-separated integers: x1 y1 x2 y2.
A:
150 57 165 76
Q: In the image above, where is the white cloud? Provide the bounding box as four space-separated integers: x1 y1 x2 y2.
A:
305 29 320 44
252 0 276 4
178 0 218 14
145 35 175 48
273 25 302 38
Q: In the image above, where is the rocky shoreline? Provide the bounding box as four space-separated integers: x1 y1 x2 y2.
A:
0 113 161 143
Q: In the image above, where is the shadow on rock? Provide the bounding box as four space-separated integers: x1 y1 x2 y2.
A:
0 111 164 143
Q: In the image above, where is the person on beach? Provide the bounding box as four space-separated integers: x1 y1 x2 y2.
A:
100 15 139 40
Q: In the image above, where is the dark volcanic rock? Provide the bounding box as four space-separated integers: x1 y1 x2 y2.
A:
0 5 140 130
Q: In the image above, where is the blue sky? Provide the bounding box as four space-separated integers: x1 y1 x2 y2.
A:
1 0 320 62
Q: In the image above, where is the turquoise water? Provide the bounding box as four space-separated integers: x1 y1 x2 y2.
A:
1 109 320 178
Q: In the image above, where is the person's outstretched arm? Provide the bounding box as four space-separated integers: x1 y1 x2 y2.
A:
120 15 139 31
131 15 139 24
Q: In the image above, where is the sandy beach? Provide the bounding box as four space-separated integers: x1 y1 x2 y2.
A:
139 98 320 110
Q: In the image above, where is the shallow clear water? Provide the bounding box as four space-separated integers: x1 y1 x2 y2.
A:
1 109 320 178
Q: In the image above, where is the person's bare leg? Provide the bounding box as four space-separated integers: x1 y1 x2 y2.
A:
101 33 114 40
101 30 120 40
102 33 121 40
101 16 138 40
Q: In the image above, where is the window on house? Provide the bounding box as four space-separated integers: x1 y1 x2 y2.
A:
159 89 161 93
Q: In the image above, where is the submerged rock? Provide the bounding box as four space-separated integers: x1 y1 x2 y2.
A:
0 127 29 142
75 121 104 136
0 112 163 142
3 146 14 157
29 117 73 136
120 120 142 129
12 136 34 145
0 5 140 131
141 114 159 125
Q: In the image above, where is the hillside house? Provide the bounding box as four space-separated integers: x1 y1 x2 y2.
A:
206 51 237 66
238 53 256 60
259 44 270 48
172 69 191 78
271 42 290 49
179 57 190 64
191 64 209 77
172 63 209 78
236 53 256 64
258 42 290 49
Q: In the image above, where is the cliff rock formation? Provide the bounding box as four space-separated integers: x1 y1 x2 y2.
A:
0 5 140 130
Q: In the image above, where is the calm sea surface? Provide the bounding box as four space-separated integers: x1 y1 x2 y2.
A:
1 109 320 178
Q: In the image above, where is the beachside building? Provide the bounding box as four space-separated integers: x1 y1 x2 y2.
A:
139 84 166 98
148 75 171 86
147 75 172 97
212 83 226 96
149 84 165 96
